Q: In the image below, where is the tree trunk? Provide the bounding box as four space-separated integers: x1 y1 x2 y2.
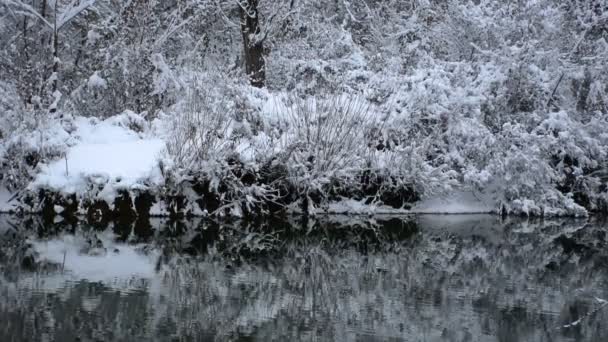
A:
21 15 32 105
22 16 28 60
40 0 47 45
41 0 46 19
52 28 58 93
239 0 265 88
50 2 59 114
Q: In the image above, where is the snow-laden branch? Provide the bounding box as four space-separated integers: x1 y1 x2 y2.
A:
562 297 608 329
0 1 19 23
251 0 297 45
342 0 362 23
154 10 194 49
237 0 256 19
57 0 96 30
0 0 53 28
213 0 239 28
0 0 95 31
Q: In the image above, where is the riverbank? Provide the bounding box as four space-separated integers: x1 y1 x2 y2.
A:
1 109 606 219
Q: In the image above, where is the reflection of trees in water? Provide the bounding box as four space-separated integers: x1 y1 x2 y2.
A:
147 217 608 341
0 280 152 341
0 216 607 341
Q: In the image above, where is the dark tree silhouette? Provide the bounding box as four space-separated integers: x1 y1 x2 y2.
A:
238 0 265 88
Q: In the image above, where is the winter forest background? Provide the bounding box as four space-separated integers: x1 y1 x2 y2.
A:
1 0 608 217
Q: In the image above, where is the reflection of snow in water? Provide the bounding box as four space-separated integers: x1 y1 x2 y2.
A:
1 216 607 341
31 231 158 290
81 295 102 313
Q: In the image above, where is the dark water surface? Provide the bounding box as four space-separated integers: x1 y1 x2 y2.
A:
1 214 607 341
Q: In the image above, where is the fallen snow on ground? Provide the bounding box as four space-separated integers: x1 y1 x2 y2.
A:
319 198 411 215
31 114 166 195
411 191 495 214
285 194 495 216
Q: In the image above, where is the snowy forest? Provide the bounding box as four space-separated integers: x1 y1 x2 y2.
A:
3 2 608 341
1 0 608 218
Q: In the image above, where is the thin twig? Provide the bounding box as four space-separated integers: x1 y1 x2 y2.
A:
546 73 565 109
561 298 608 329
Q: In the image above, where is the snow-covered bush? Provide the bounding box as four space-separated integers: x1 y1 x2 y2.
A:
165 87 233 170
0 81 69 191
370 144 458 201
459 110 608 216
157 73 282 216
0 82 21 142
0 113 70 192
1 0 607 216
280 94 373 177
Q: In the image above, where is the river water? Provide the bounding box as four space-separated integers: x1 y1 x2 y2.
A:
0 214 607 341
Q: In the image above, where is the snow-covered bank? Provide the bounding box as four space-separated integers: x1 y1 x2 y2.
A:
411 191 495 215
1 1 608 220
31 115 166 198
1 108 425 218
0 108 603 219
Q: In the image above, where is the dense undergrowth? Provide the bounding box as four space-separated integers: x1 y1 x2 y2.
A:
1 0 607 217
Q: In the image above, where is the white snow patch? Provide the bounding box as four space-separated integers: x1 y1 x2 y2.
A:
87 71 107 89
31 115 166 194
411 191 495 214
34 139 165 192
70 116 141 144
287 198 411 215
0 187 18 213
321 198 410 215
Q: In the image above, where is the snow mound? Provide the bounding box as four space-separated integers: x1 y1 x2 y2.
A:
31 114 166 194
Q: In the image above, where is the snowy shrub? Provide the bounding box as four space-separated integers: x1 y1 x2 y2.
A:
538 111 608 212
105 110 149 134
165 83 233 170
158 75 283 217
271 93 454 211
462 110 608 216
1 142 36 192
0 109 69 192
367 144 458 201
280 94 373 177
502 66 547 114
1 0 607 216
0 83 21 162
0 84 39 190
67 47 161 118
